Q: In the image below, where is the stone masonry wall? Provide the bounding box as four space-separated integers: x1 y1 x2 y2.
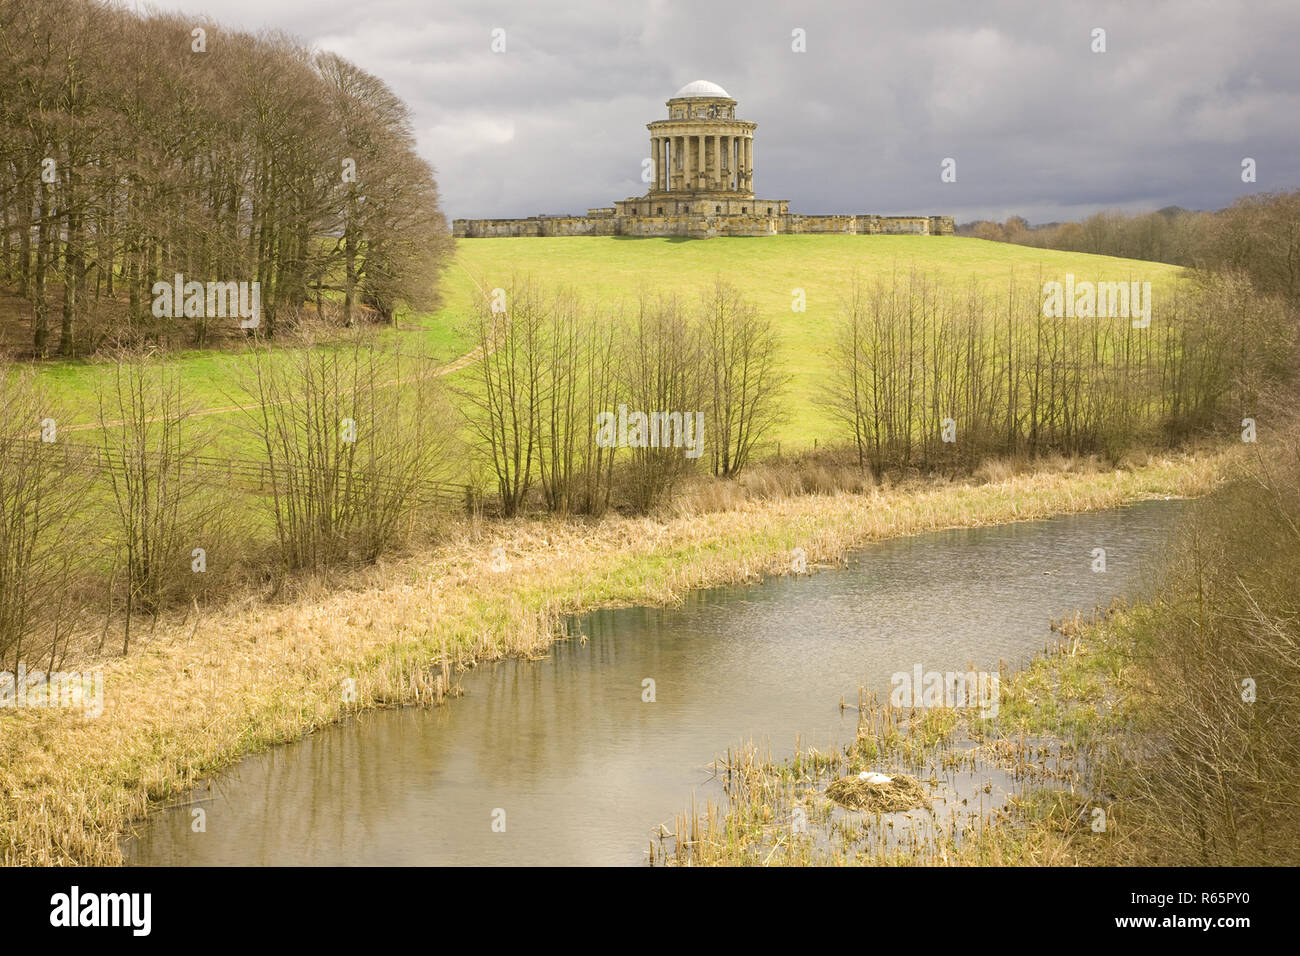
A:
453 212 956 239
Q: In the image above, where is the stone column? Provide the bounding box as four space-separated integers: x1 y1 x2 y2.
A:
744 137 753 190
712 133 721 189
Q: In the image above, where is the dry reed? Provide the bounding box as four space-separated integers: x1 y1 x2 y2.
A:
0 448 1235 865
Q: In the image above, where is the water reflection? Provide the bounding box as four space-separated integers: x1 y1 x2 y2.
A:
127 499 1180 865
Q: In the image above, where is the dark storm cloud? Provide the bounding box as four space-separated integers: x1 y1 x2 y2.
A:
142 0 1300 223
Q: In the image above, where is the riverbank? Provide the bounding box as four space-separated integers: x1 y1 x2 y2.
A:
652 559 1276 867
651 603 1142 866
0 449 1236 865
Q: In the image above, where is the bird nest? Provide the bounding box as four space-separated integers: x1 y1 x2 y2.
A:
825 773 928 813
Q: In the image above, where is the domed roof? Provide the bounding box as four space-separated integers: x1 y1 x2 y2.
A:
673 79 731 99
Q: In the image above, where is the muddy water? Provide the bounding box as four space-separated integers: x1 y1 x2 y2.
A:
126 499 1183 865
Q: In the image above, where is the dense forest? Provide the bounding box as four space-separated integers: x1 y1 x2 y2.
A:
0 0 453 356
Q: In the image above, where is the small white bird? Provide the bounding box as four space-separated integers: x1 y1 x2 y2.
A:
858 771 893 786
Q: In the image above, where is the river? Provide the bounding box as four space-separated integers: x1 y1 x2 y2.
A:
126 498 1182 865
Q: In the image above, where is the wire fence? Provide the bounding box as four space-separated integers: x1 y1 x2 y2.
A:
3 437 469 511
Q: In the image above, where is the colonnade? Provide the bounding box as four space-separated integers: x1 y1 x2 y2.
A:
650 132 751 192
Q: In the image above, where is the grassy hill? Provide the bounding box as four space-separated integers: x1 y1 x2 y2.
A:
25 235 1184 460
442 235 1186 452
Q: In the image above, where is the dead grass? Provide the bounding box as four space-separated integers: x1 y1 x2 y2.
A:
667 450 876 514
825 774 928 813
0 447 1238 865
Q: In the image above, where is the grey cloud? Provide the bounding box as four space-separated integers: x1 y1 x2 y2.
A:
150 0 1300 222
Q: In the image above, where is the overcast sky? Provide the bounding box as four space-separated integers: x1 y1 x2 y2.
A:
128 0 1299 223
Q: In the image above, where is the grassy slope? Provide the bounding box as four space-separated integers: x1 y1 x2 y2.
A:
24 304 468 457
447 235 1184 450
27 236 1182 459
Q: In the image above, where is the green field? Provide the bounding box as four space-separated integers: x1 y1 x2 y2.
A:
33 235 1184 460
445 235 1185 451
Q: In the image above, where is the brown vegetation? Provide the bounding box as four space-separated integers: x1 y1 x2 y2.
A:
1110 436 1300 864
0 0 452 356
824 268 1290 474
963 190 1300 308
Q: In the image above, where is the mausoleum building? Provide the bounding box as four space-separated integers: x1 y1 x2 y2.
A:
453 81 953 240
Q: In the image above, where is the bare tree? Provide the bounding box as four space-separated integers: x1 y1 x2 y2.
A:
618 293 703 512
458 276 543 517
94 348 217 651
0 367 92 669
699 278 787 477
242 329 452 569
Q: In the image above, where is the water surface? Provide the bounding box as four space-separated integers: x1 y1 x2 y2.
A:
126 499 1181 865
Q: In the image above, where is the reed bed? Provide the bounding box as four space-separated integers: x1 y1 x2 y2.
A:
0 448 1233 865
652 601 1147 867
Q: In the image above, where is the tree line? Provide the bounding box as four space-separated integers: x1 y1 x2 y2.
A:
460 277 787 516
960 190 1300 308
0 275 789 670
0 0 452 356
1 257 1293 669
824 268 1292 475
